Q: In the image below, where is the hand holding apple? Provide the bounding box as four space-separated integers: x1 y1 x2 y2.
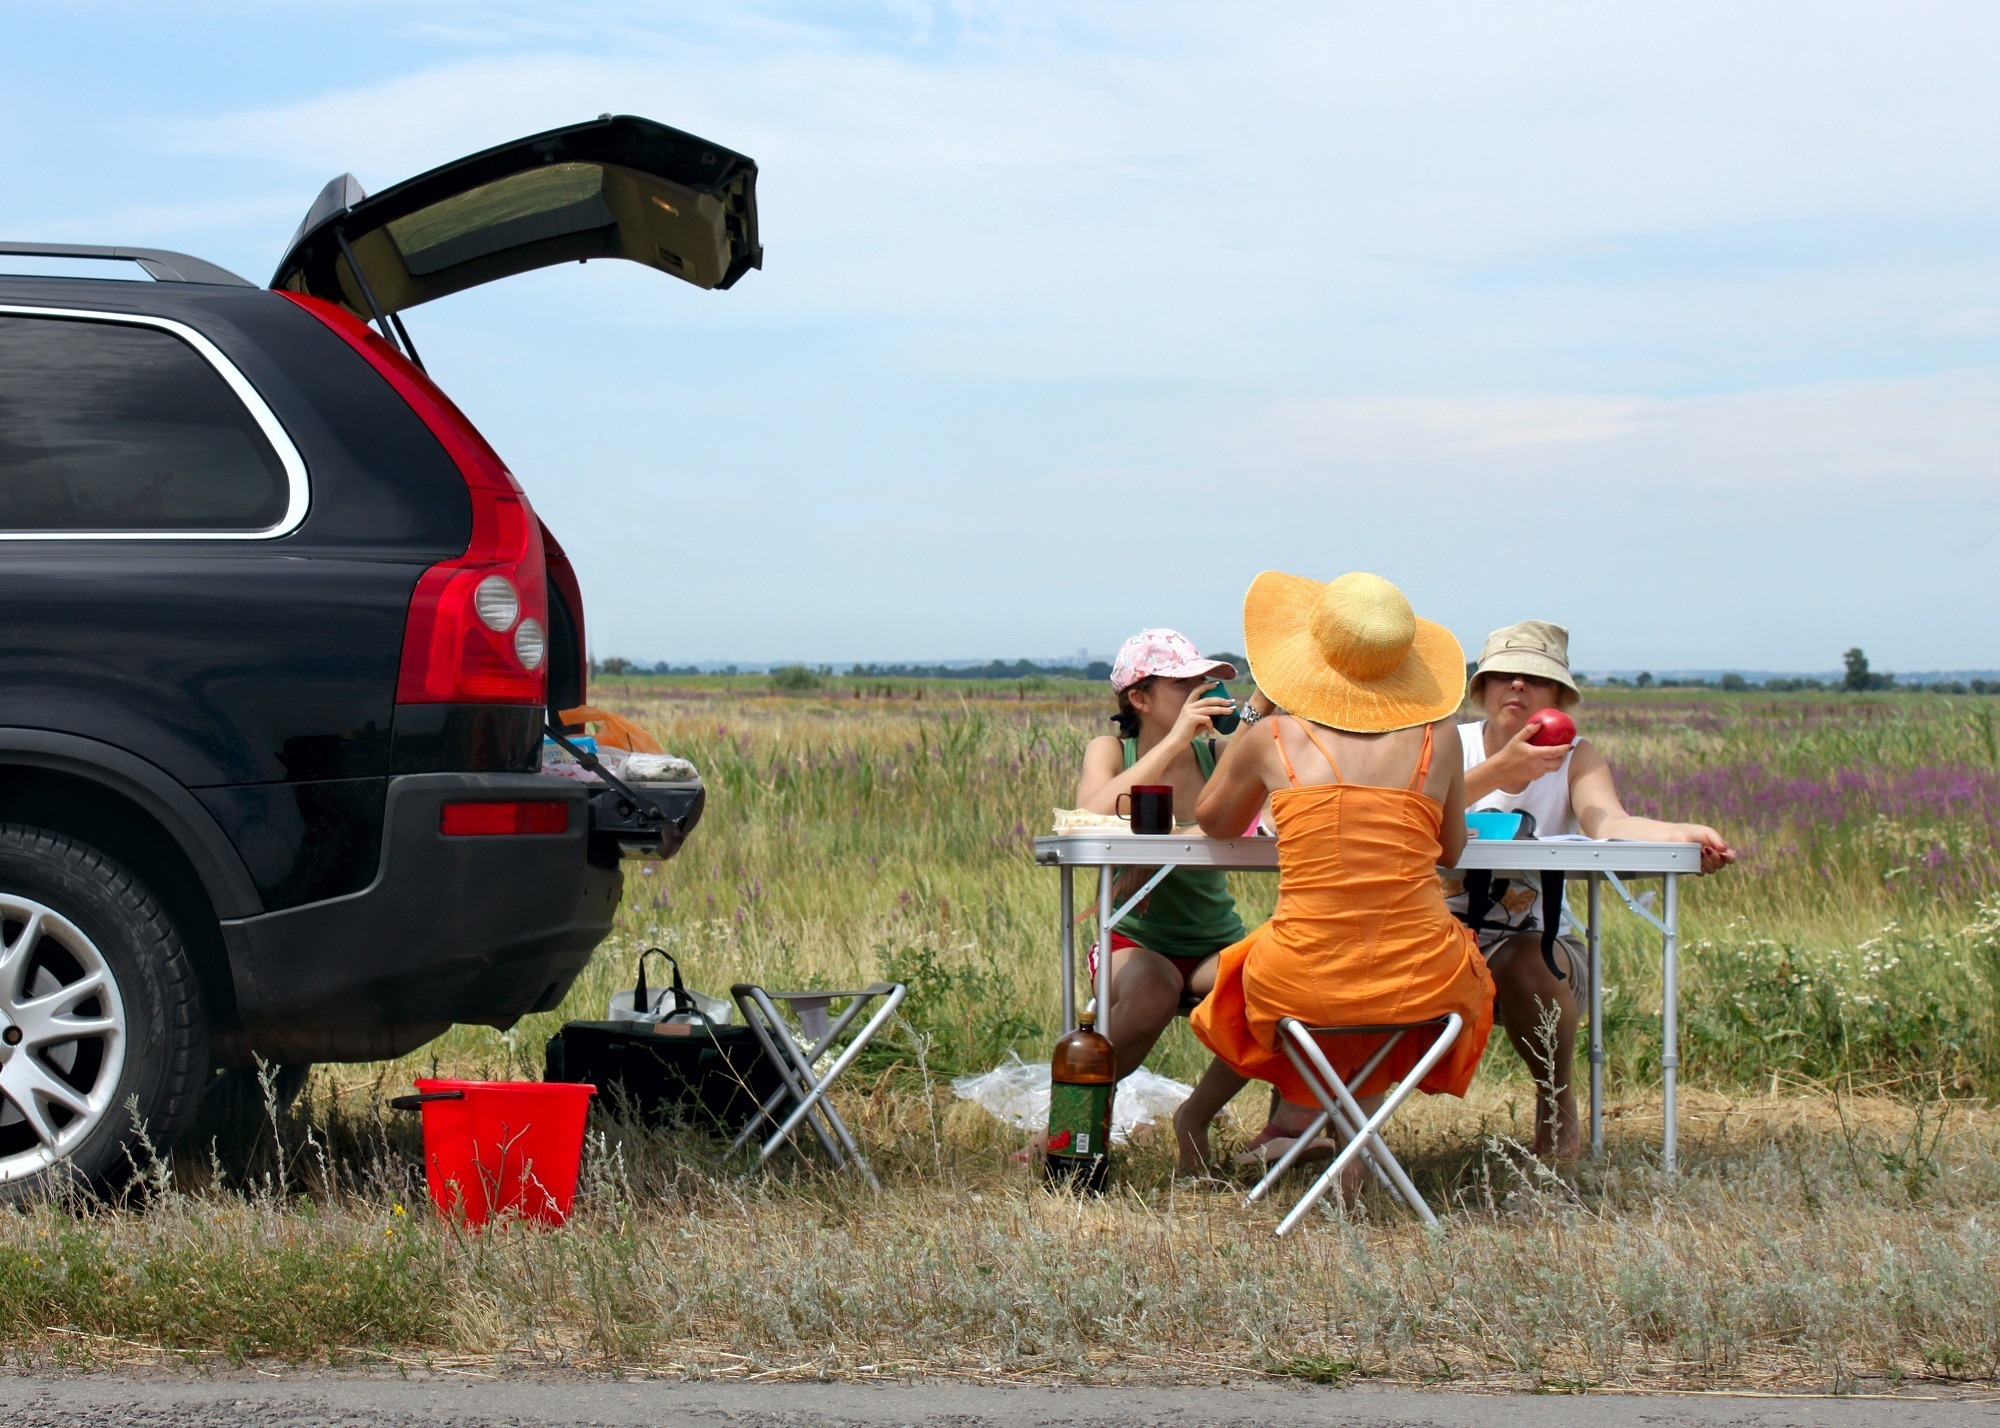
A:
1527 709 1577 747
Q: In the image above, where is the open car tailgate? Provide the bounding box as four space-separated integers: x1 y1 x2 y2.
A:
272 114 760 316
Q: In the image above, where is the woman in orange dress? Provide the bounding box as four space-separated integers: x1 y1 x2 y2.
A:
1176 570 1495 1174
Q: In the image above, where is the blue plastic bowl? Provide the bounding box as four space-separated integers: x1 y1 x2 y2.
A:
1465 809 1527 841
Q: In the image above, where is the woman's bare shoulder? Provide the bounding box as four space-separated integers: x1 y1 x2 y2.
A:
1568 736 1611 778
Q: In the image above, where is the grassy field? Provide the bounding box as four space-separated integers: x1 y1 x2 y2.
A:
5 679 2000 1390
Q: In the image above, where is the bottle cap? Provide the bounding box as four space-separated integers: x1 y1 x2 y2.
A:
1077 1008 1097 1027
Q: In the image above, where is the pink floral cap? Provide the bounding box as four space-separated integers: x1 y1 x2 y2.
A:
1110 628 1238 692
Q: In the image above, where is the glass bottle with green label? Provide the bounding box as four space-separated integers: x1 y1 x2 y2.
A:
1044 1008 1115 1193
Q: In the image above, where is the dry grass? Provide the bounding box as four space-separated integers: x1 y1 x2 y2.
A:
6 680 2000 1388
5 1082 1999 1392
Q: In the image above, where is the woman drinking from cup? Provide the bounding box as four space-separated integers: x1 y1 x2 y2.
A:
1075 629 1252 1079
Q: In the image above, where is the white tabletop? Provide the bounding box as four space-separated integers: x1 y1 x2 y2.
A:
1032 833 1700 874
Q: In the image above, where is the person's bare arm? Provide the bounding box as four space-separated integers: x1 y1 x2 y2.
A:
1568 743 1736 873
1433 720 1468 866
1464 716 1573 802
1075 696 1235 813
1075 736 1128 812
1195 724 1277 836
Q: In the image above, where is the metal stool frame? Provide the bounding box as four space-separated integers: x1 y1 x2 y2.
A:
729 981 907 1191
1244 1013 1464 1235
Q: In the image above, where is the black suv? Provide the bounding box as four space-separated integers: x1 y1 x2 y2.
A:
0 115 758 1197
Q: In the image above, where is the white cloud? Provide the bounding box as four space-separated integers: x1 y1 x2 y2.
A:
156 2 2000 311
1234 372 2000 495
1941 306 2000 336
47 0 2000 665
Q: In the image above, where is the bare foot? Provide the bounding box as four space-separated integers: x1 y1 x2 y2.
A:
1173 1102 1215 1175
1230 1124 1340 1168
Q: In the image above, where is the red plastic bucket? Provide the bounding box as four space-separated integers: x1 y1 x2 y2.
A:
405 1078 596 1227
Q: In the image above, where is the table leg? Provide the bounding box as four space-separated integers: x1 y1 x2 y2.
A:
1097 864 1114 1042
1059 865 1076 1033
1662 873 1680 1177
1587 871 1603 1161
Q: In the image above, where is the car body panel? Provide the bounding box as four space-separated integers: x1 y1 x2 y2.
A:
0 281 467 803
194 777 386 909
0 727 263 918
272 114 761 317
218 772 620 1041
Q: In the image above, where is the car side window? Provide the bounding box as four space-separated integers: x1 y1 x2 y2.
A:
0 313 289 533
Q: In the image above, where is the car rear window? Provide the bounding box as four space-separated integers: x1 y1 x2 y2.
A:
0 313 290 533
386 162 613 277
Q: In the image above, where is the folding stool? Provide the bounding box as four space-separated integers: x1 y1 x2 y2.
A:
728 980 907 1191
1244 1013 1464 1235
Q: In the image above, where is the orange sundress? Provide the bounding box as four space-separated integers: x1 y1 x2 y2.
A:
1189 719 1495 1104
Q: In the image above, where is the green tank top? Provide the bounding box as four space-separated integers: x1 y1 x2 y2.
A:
1114 737 1247 959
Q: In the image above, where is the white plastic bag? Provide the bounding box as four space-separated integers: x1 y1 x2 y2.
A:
625 752 699 782
951 1053 1206 1144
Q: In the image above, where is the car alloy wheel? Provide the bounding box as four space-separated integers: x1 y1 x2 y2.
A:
0 893 128 1183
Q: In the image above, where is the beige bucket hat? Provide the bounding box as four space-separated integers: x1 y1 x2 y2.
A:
1468 620 1580 708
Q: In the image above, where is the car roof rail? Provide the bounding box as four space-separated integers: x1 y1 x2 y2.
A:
0 242 252 287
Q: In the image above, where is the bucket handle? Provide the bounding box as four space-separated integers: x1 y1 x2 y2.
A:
388 1090 467 1111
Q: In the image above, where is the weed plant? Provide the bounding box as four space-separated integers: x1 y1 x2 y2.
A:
4 683 2000 1388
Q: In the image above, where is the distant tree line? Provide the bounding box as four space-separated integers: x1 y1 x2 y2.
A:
596 658 732 676
1591 648 1999 695
606 646 1993 697
846 658 1116 682
595 656 1121 681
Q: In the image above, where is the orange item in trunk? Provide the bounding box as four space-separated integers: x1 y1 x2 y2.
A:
558 705 663 754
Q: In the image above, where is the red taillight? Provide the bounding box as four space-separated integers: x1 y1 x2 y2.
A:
278 291 549 706
440 800 570 836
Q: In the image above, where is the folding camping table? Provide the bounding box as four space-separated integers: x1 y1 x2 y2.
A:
1032 833 1703 1173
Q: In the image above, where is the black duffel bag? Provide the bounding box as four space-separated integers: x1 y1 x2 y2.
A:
545 1017 784 1137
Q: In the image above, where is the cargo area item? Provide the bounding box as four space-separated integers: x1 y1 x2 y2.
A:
544 1019 783 1135
546 725 706 859
557 704 664 753
391 1078 595 1227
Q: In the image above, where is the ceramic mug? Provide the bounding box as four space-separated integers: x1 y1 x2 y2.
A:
1116 784 1174 835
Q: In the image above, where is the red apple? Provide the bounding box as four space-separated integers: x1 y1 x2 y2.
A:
1527 708 1576 747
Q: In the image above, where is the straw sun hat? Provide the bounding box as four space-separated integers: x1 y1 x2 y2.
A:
1243 571 1465 733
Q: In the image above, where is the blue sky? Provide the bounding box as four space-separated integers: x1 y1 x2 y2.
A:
5 2 1999 671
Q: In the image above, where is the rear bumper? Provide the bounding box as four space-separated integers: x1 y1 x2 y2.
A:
218 772 622 1061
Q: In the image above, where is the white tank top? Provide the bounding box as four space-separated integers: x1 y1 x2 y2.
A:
1441 719 1578 937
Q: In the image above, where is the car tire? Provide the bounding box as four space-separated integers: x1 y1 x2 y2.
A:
203 1061 312 1121
0 824 209 1202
